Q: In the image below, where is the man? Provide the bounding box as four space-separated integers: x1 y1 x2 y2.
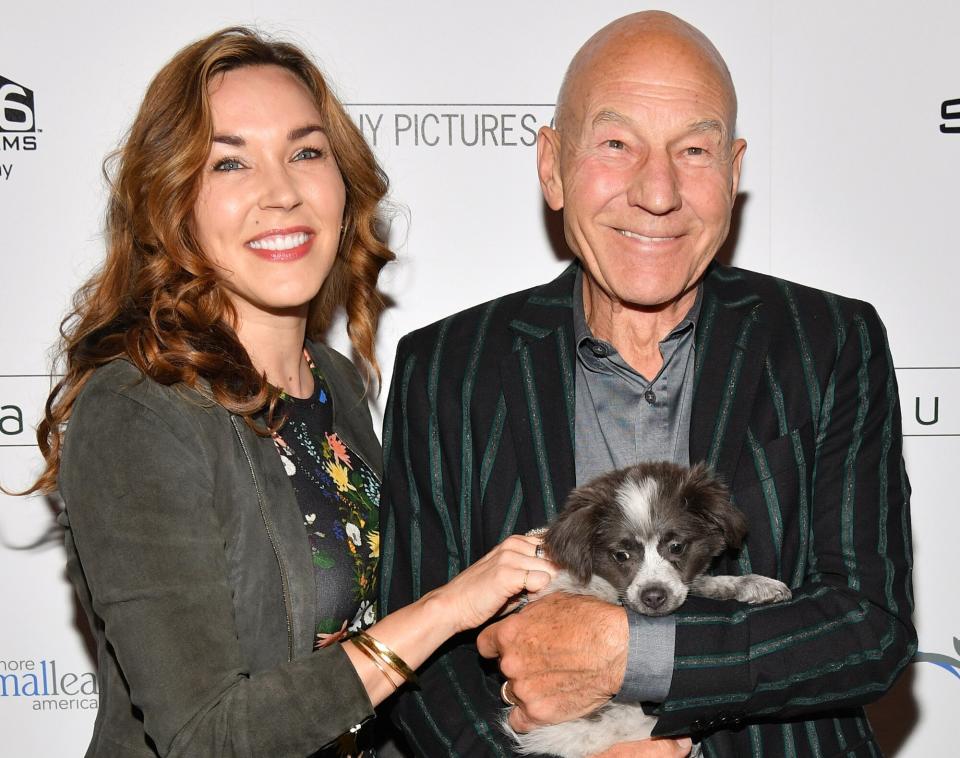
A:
379 11 915 757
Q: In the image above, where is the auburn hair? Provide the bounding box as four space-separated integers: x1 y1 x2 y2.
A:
27 27 393 494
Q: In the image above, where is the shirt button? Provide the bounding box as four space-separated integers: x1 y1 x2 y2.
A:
644 389 657 404
591 344 609 357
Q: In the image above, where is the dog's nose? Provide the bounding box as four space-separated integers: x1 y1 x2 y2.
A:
641 587 667 610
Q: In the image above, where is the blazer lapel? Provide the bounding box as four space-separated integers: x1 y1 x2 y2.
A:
500 266 578 525
689 264 772 484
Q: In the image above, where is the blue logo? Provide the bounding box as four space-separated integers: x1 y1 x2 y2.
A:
0 658 98 712
914 637 960 680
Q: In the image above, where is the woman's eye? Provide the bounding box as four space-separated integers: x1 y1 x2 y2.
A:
612 550 631 563
213 157 243 172
606 139 625 150
293 147 325 161
668 542 685 555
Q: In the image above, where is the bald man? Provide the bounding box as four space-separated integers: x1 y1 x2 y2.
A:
380 11 915 757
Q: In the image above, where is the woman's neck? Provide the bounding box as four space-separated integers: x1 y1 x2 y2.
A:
234 305 313 399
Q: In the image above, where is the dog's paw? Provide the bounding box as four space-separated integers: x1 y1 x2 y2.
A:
734 575 792 604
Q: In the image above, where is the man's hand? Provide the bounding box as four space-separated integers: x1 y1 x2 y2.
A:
590 738 693 757
476 592 628 731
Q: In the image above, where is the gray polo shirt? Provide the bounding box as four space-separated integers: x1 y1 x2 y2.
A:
573 269 701 704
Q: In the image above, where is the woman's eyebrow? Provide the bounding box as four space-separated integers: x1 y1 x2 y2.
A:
288 124 325 141
210 125 326 146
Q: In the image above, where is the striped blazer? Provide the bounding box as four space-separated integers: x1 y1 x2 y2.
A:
380 262 916 757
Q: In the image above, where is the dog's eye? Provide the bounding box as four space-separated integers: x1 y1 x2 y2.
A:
668 542 685 555
612 550 631 563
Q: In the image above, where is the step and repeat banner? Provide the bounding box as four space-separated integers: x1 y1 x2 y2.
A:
1 1 957 754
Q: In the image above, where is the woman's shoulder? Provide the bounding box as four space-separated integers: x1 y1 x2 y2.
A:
60 360 228 502
72 359 225 439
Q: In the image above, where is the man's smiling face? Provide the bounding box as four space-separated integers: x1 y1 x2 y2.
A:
538 18 746 313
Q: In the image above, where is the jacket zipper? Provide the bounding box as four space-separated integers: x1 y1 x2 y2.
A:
231 416 295 661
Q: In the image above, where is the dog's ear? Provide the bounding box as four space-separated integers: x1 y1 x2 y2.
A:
682 463 748 550
543 480 609 584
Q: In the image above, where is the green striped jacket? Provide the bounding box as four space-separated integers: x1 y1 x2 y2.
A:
380 262 915 757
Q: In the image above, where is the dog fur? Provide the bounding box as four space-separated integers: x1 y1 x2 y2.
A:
505 461 791 758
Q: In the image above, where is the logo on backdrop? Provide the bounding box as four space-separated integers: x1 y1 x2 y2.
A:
0 74 40 182
942 98 960 134
0 374 62 446
0 657 98 711
914 637 960 681
347 103 554 149
0 404 24 438
896 368 960 437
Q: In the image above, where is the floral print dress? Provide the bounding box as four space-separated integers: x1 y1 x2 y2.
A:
272 351 380 651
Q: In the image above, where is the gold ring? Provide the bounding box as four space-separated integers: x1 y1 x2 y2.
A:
521 569 529 593
501 680 517 706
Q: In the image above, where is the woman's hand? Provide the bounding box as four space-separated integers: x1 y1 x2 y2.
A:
347 534 555 707
590 737 693 757
428 534 557 634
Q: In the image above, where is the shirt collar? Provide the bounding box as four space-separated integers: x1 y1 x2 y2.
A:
573 265 703 368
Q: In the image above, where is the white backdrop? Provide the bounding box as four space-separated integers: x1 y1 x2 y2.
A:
1 1 957 754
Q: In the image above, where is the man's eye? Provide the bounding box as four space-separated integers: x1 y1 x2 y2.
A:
612 550 631 563
606 139 625 150
685 146 706 157
213 157 243 172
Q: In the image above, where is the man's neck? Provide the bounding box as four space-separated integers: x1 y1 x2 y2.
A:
581 275 699 378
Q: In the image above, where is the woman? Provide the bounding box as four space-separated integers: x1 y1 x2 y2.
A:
24 27 553 757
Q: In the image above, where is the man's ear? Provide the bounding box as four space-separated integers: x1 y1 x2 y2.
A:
729 137 747 201
537 126 564 210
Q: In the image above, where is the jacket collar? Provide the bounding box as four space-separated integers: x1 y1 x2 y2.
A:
507 262 579 340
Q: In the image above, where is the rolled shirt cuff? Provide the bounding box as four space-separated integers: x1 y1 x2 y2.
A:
614 610 676 704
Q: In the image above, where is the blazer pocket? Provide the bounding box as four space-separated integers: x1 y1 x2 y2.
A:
732 420 814 492
726 422 816 578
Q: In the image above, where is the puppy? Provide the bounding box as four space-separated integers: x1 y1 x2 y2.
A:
506 461 791 758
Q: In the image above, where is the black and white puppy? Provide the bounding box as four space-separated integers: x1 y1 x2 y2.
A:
506 461 791 758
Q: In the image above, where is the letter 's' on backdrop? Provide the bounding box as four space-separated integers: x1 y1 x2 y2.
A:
0 1 956 753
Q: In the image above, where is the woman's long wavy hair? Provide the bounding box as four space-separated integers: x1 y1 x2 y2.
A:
27 27 394 495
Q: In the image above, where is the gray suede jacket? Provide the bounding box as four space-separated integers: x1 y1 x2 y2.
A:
58 342 381 757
